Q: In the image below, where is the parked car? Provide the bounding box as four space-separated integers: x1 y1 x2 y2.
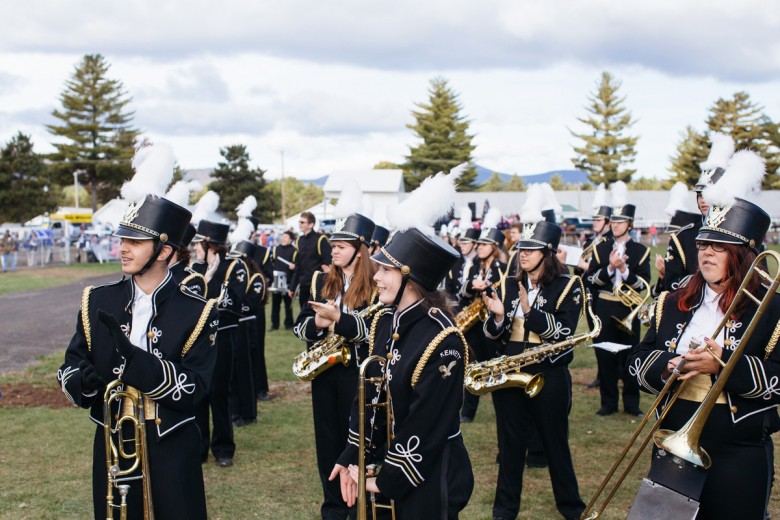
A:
562 217 593 232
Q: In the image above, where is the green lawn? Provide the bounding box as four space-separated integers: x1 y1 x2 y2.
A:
2 247 780 519
0 262 119 296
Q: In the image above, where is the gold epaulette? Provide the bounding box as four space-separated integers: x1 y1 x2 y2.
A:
182 298 219 357
765 319 780 360
368 308 393 356
556 275 578 312
411 327 469 389
248 272 267 301
670 234 686 269
639 247 651 265
310 271 321 301
181 272 208 299
655 291 668 332
81 286 95 351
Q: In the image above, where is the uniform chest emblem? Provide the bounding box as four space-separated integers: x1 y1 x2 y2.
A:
439 360 457 379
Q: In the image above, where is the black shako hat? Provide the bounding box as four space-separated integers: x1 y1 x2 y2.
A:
695 167 726 193
610 204 636 222
247 216 260 231
193 220 230 245
664 210 701 234
477 227 505 247
371 225 390 248
593 206 612 220
697 197 769 253
541 209 557 224
329 213 375 247
516 220 562 251
114 195 192 249
179 223 197 249
229 240 258 260
459 228 480 243
372 228 459 291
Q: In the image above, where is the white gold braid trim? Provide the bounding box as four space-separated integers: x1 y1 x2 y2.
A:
119 221 161 237
379 246 403 269
699 225 748 244
81 286 94 351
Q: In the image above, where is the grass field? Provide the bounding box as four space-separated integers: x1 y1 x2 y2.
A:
0 262 118 296
1 246 780 519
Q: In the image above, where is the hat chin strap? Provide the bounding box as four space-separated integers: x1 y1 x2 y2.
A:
344 246 360 267
392 274 410 308
134 239 165 276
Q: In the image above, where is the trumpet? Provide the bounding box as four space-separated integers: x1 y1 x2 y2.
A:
611 276 651 337
455 280 500 333
104 380 154 520
581 250 780 519
293 302 384 381
358 355 396 520
580 236 606 263
464 295 601 396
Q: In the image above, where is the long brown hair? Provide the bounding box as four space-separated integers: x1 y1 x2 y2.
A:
515 249 567 289
677 243 761 317
322 241 376 309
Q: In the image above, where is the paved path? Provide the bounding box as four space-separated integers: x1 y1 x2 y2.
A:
0 273 119 374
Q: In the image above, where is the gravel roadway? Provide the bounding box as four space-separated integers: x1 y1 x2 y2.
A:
0 273 119 375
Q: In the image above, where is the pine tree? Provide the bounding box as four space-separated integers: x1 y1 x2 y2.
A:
404 78 477 191
210 145 273 221
505 174 526 191
570 72 638 185
667 126 710 188
47 54 139 211
478 171 505 192
705 92 779 188
549 174 565 191
373 161 401 170
0 133 59 222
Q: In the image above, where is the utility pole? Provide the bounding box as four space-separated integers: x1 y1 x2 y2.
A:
281 150 286 222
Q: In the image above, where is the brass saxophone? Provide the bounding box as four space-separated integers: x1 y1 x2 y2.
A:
464 294 601 396
292 302 384 381
455 280 501 333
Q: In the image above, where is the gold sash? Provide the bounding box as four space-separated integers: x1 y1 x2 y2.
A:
678 374 727 404
509 317 542 344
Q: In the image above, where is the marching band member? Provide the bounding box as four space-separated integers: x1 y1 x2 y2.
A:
192 212 249 468
270 230 297 332
288 211 332 309
629 150 780 519
293 212 377 520
586 181 650 417
57 145 218 519
481 198 587 520
169 223 208 297
445 227 479 310
331 166 473 518
460 208 506 423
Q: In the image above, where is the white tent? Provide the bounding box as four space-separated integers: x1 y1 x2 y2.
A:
92 198 129 230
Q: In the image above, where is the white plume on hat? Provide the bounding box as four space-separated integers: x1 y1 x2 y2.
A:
700 132 735 171
439 222 449 237
229 218 255 244
665 182 690 216
592 183 609 211
458 205 473 229
540 183 562 215
520 184 544 224
388 163 467 236
122 143 176 202
191 191 220 225
236 195 257 219
611 181 629 208
702 149 765 207
334 179 364 218
165 180 202 209
482 207 501 229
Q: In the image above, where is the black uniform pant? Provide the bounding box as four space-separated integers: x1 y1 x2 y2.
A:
196 327 235 460
594 298 640 412
231 318 257 421
657 400 771 520
392 436 474 519
460 326 497 419
312 363 358 520
92 421 206 520
492 364 584 520
271 291 293 329
252 308 269 395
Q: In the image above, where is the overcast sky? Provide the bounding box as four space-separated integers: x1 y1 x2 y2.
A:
2 0 779 181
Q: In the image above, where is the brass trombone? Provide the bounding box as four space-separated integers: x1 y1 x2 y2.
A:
358 355 397 520
611 276 651 337
104 379 154 520
581 250 780 519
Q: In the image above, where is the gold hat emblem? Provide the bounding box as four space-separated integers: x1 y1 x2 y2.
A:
333 218 347 233
521 222 536 240
706 204 730 229
123 199 144 223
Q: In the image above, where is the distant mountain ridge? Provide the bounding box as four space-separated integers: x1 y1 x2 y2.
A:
183 165 591 188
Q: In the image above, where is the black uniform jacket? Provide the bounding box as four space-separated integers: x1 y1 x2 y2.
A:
206 257 248 331
629 288 780 427
170 261 208 298
293 270 376 365
242 271 268 319
337 300 468 500
574 231 613 279
484 274 585 368
652 221 702 297
255 244 275 285
273 243 296 279
463 258 507 306
585 238 651 301
57 273 219 438
289 231 332 294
